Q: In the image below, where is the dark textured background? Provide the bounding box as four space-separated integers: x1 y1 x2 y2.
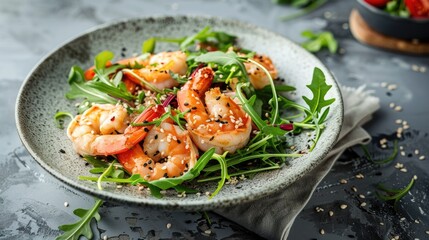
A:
1 0 428 239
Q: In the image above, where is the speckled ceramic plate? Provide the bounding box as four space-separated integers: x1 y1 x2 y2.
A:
16 16 343 211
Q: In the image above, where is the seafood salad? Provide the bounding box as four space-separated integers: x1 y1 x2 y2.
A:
58 26 335 198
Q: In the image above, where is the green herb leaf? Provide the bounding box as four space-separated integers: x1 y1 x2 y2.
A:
54 111 74 129
361 140 398 165
65 80 118 104
302 67 335 116
279 0 328 21
68 66 85 84
95 51 114 70
261 126 287 136
86 81 135 102
56 199 103 240
195 51 248 81
149 148 217 190
301 30 338 54
142 37 156 54
376 176 416 208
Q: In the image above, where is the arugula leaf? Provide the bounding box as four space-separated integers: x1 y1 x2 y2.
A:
278 0 328 21
79 149 223 197
66 80 118 104
68 66 85 84
94 51 114 71
360 140 398 165
302 67 335 116
376 176 416 208
56 199 103 240
54 111 74 129
195 51 248 80
142 37 156 54
85 81 135 102
301 30 338 54
236 83 267 130
66 65 118 104
149 148 216 190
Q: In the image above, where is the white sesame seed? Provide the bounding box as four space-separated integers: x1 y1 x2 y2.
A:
64 202 69 207
395 163 404 169
315 207 324 212
413 175 418 180
339 179 347 184
359 194 366 199
320 229 325 235
400 168 408 173
415 219 420 224
381 82 388 88
360 202 367 207
166 223 172 229
419 155 425 160
340 204 348 209
420 66 427 73
329 211 334 217
395 119 403 124
387 84 397 91
204 230 212 234
401 151 406 156
412 64 420 71
389 102 396 108
103 235 108 240
352 186 358 192
425 230 429 235
414 149 420 155
355 173 364 179
394 106 403 112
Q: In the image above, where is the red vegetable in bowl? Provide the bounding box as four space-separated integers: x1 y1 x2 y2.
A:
405 0 429 17
365 0 389 7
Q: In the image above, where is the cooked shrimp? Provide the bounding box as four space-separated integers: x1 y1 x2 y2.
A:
123 51 187 90
244 54 278 89
117 122 198 180
67 103 165 156
177 67 252 154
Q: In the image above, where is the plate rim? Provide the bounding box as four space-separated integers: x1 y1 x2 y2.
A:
15 15 344 210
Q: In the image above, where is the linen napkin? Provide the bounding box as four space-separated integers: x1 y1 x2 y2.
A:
215 85 380 240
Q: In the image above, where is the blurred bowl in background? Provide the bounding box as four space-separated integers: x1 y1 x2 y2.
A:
356 0 429 41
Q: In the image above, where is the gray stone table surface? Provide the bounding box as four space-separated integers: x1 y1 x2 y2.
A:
1 0 429 239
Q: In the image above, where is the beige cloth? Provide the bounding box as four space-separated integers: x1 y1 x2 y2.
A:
215 85 380 239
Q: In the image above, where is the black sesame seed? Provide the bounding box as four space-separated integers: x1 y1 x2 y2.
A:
209 136 215 141
177 139 182 144
216 96 221 100
184 102 189 106
144 128 149 132
143 163 148 167
155 134 158 139
59 149 66 154
191 106 197 110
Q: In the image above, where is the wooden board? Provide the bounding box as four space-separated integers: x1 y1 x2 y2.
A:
349 9 429 54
